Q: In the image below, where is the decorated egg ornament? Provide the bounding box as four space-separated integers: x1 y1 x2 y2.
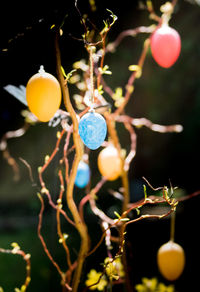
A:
75 161 90 188
150 24 181 68
78 111 107 150
157 240 185 281
97 145 122 181
26 66 62 122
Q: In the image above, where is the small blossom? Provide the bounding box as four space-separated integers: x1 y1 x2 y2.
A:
135 277 175 292
85 269 107 291
104 257 125 280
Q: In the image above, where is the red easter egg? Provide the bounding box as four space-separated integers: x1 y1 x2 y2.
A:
150 25 181 68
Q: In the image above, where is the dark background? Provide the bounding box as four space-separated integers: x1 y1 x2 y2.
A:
0 0 200 291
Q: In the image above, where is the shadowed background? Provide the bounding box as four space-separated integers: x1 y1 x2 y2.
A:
0 0 200 291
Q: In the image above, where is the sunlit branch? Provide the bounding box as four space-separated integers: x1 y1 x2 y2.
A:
57 170 73 270
87 181 181 259
0 245 31 291
106 26 155 53
88 178 115 225
146 0 162 23
37 128 76 227
39 128 66 174
0 123 30 180
115 115 183 134
97 31 109 89
126 208 174 226
37 193 72 291
102 221 112 257
55 28 90 292
105 112 130 213
100 76 114 98
114 38 150 116
40 183 76 227
87 194 175 258
63 126 73 184
124 122 137 172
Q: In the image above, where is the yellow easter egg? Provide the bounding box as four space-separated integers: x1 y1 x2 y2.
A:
97 145 122 181
157 240 185 281
26 66 61 122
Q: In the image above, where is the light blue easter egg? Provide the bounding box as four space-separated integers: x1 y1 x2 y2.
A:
75 161 90 188
78 112 107 150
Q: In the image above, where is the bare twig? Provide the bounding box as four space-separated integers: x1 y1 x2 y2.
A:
19 157 36 185
106 26 155 53
39 128 66 174
124 123 137 172
115 115 183 134
114 38 150 116
56 170 73 269
0 244 31 291
37 193 72 291
0 123 30 180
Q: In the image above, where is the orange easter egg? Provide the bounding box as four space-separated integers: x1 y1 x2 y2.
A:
26 66 61 122
97 145 122 181
157 240 185 281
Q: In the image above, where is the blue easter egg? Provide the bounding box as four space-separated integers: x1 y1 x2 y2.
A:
79 112 107 150
75 161 90 188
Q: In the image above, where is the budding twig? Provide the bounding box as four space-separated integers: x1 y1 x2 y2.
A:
37 193 72 291
0 244 31 291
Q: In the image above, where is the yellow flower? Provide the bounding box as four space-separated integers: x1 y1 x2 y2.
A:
142 277 158 290
104 257 125 280
135 277 175 292
85 269 107 291
158 283 175 292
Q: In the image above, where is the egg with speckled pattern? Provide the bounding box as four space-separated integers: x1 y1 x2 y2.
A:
78 112 107 150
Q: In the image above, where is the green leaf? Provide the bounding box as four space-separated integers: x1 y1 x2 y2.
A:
102 9 118 33
112 87 123 101
61 66 68 78
98 65 112 75
135 208 140 216
120 217 130 222
106 9 118 24
143 185 148 199
97 85 104 95
61 66 77 81
103 20 109 31
114 211 121 218
66 69 77 81
128 65 142 78
50 24 55 30
11 242 20 250
20 285 26 292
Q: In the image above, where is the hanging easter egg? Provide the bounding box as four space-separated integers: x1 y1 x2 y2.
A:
97 145 122 181
150 25 181 68
26 66 62 122
79 112 107 150
157 240 185 281
75 161 90 188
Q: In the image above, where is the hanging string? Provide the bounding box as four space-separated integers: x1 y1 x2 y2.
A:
89 45 95 109
170 210 176 242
